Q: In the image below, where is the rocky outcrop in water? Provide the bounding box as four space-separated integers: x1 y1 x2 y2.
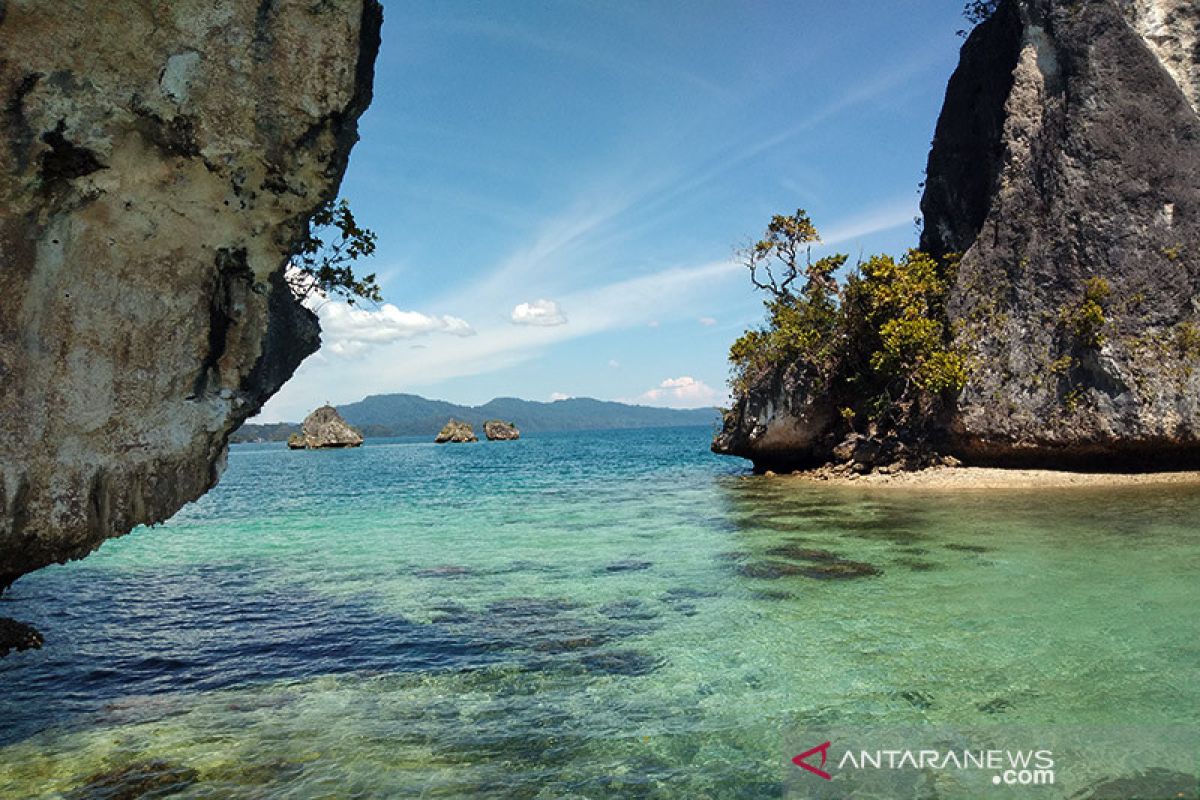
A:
287 405 363 449
484 420 520 441
716 0 1200 471
0 617 43 657
0 2 382 596
435 419 478 443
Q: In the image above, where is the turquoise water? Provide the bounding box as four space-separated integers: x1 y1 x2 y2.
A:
1 426 1198 798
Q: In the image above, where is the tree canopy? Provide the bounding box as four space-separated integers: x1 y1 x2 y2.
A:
287 198 382 306
729 210 969 432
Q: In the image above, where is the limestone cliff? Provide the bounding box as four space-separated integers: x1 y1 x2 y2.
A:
926 0 1200 466
0 1 382 593
716 0 1200 470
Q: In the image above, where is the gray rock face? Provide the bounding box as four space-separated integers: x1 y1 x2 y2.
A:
435 419 478 444
287 405 363 449
716 0 1200 470
924 0 1200 466
483 420 521 441
711 364 837 467
0 1 382 592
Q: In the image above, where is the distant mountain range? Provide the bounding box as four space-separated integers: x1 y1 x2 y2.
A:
232 394 720 442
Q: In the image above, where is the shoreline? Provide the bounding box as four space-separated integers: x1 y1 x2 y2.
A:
771 465 1200 490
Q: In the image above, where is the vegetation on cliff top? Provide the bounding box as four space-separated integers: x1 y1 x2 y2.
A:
729 209 969 433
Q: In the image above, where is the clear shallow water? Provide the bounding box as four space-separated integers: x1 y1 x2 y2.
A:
0 426 1198 798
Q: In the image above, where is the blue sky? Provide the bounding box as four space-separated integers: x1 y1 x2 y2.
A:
259 1 969 422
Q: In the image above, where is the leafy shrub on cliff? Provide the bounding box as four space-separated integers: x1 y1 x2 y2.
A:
963 0 1000 25
848 250 968 394
1058 276 1111 349
729 210 968 428
288 198 382 305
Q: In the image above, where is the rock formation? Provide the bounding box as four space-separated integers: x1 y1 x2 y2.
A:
0 1 382 602
484 420 520 441
287 405 364 449
435 419 478 443
0 618 43 658
716 0 1200 471
925 0 1200 467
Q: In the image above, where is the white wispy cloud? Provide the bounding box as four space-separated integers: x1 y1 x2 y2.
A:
511 298 568 326
317 302 475 357
638 376 721 408
549 392 572 401
698 316 717 326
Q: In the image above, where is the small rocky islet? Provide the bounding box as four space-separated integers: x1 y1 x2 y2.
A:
286 405 364 450
434 419 478 443
434 418 521 443
483 419 520 441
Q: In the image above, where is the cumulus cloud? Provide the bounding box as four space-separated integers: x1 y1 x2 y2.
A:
639 376 720 408
549 392 572 401
511 298 567 326
317 302 475 357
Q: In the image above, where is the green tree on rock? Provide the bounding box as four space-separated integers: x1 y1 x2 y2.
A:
729 210 969 434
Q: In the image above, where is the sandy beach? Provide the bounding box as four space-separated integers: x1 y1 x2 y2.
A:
778 466 1200 490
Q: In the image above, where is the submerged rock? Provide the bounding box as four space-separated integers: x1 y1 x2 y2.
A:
1077 767 1199 800
0 1 382 601
65 760 199 800
715 0 1200 471
435 419 478 443
602 559 653 573
0 617 43 657
737 553 881 581
799 560 881 580
483 419 520 440
573 649 662 677
286 405 363 450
